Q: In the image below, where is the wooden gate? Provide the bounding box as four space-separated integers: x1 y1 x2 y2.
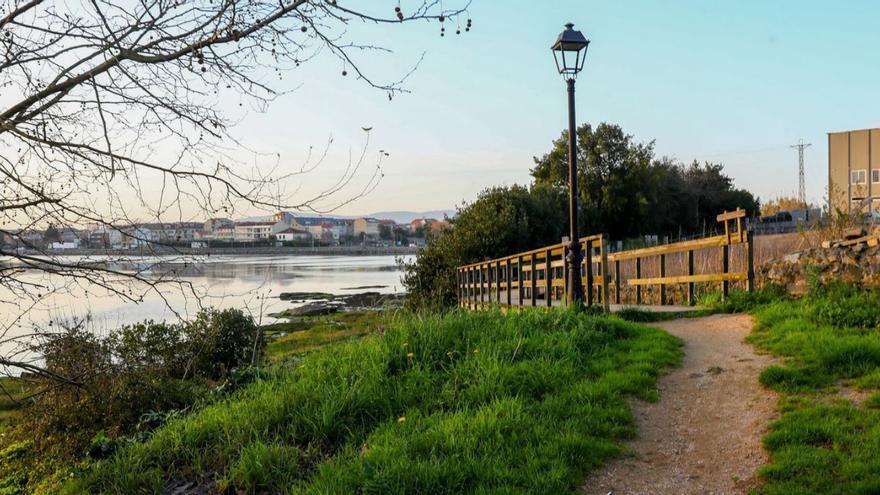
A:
457 209 753 310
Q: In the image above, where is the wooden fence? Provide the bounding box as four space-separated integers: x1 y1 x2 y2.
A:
457 209 754 310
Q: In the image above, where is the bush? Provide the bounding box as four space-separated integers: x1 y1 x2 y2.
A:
700 284 787 313
2 308 263 494
402 185 566 310
807 283 880 329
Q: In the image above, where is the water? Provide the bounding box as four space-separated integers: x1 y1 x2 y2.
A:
0 255 410 337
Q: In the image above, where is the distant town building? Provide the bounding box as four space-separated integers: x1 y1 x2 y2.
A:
353 217 381 238
48 240 80 250
233 220 289 241
408 218 450 236
275 228 311 242
828 128 880 215
203 218 234 235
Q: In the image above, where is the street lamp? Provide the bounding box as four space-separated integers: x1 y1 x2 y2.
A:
551 22 590 306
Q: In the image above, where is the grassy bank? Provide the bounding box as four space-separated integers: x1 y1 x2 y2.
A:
749 285 880 494
64 309 681 494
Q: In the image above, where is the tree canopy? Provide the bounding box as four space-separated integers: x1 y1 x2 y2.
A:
531 123 759 239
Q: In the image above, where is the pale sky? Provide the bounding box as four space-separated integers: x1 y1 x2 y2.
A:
226 0 880 216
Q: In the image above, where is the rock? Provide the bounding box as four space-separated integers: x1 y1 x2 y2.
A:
286 302 340 316
783 252 802 263
279 292 335 301
843 227 867 240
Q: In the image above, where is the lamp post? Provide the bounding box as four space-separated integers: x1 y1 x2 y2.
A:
552 23 590 306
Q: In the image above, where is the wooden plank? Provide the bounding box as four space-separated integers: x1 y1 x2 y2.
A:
606 235 735 262
628 272 748 286
716 208 746 222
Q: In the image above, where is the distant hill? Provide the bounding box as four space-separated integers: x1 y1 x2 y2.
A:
361 210 456 224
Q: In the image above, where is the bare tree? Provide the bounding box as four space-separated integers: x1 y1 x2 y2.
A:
0 0 471 378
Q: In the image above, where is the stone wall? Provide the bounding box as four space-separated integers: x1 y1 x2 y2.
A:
759 244 880 294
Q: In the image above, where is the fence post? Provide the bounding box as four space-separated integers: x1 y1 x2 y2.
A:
600 235 610 312
464 267 474 309
562 243 570 306
530 255 537 307
545 249 552 307
635 257 642 305
614 259 621 304
659 253 667 305
495 260 502 304
687 249 695 306
746 229 755 292
585 239 594 307
459 269 464 308
506 259 512 307
721 243 730 301
517 255 524 308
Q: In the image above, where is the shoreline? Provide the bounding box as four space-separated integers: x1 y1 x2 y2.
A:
11 245 419 258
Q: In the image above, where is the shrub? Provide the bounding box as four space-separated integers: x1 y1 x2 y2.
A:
807 283 880 329
1 308 263 494
700 284 787 313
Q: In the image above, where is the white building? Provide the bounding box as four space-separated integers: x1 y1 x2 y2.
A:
233 221 290 241
276 228 312 242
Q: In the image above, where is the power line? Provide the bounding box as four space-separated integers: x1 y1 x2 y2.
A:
790 139 811 205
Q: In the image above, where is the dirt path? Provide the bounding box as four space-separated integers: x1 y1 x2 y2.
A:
583 314 778 495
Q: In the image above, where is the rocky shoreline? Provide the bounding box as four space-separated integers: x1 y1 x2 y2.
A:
271 290 405 317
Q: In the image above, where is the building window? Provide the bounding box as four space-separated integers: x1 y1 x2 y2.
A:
851 169 867 185
873 169 880 184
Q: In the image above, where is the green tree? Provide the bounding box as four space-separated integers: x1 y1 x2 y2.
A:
379 223 393 241
531 123 655 239
402 185 566 310
43 225 61 244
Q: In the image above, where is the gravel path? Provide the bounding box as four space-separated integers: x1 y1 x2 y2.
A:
583 314 778 495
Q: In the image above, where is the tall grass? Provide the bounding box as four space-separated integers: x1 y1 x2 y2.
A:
64 309 681 494
750 284 880 494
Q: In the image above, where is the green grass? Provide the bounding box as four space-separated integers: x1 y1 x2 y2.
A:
749 284 880 494
64 309 681 494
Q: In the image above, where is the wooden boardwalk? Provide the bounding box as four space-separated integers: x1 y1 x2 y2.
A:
458 209 754 311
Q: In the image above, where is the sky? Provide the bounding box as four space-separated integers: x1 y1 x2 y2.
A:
232 0 880 217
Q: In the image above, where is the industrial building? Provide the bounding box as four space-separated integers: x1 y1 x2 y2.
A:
828 128 880 214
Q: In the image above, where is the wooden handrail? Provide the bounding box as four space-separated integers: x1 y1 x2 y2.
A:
456 209 753 310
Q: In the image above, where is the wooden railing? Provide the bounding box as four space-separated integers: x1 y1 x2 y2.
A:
457 209 753 310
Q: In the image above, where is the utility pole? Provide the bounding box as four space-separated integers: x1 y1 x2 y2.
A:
790 139 811 206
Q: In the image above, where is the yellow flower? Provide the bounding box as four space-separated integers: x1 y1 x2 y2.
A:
398 416 406 423
406 352 414 359
446 351 453 357
403 342 408 348
473 348 479 354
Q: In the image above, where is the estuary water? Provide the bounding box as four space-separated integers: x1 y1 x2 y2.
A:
1 255 410 338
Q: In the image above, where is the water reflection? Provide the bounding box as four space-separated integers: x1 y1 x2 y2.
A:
0 255 410 338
